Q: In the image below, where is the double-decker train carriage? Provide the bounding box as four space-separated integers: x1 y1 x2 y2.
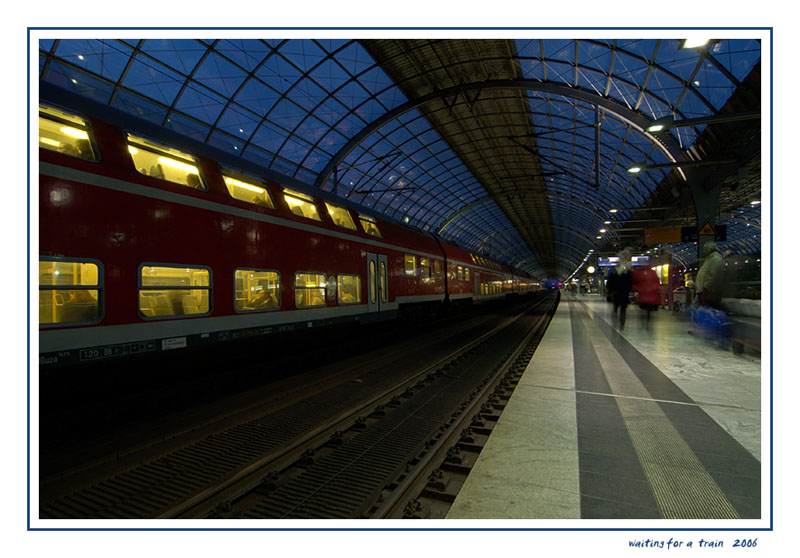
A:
37 85 538 367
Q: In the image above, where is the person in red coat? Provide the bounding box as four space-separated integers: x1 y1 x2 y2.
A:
633 266 661 326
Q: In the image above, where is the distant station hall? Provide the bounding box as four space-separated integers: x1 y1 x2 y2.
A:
34 34 764 523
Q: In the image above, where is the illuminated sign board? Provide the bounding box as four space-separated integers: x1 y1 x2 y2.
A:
598 255 651 267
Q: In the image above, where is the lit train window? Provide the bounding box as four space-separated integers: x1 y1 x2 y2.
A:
368 261 377 304
283 189 321 221
234 269 280 312
39 259 101 326
337 274 361 305
380 262 387 304
457 266 464 281
39 104 97 161
138 265 210 318
295 272 327 308
420 258 431 279
465 267 470 281
126 133 205 190
222 170 274 208
433 259 442 279
359 215 381 237
404 255 417 276
325 203 357 230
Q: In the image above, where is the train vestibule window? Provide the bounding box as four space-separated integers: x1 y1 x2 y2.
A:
39 259 101 325
283 189 321 221
404 255 417 276
126 133 205 190
234 269 280 311
325 203 357 230
139 265 210 317
222 170 275 208
420 258 431 279
39 104 98 161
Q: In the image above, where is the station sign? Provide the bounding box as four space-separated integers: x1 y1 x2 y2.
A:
644 225 727 244
680 224 727 243
597 255 650 267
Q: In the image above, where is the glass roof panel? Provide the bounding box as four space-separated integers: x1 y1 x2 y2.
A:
122 54 185 107
53 39 131 82
278 39 327 72
234 77 281 116
215 39 274 72
140 39 206 75
110 88 168 124
713 39 761 81
193 51 248 97
43 60 115 104
164 112 211 143
38 36 759 278
254 52 302 93
173 82 227 126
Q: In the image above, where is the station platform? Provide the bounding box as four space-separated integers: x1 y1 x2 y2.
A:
447 293 762 519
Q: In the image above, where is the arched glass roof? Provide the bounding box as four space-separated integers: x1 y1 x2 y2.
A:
38 36 761 278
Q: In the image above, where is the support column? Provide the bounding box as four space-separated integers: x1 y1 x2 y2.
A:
685 169 723 266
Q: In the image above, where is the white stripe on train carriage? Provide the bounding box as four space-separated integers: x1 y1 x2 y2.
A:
38 303 385 353
394 294 447 304
40 163 453 264
448 293 475 300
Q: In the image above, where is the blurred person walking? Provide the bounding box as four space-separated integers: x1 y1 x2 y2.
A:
694 241 725 309
607 248 633 329
634 265 661 327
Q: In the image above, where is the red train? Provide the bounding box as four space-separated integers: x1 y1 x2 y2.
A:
37 86 539 367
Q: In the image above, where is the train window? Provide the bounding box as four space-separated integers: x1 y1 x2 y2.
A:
368 261 377 304
433 259 442 279
295 272 327 308
283 189 321 221
39 104 98 161
465 267 470 281
404 255 417 276
359 215 381 237
325 203 357 230
380 262 387 303
126 134 205 190
222 171 275 209
234 269 280 312
457 266 464 281
337 274 361 305
39 259 101 325
420 258 431 279
139 265 210 318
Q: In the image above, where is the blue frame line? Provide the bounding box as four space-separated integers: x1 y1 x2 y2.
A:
27 26 772 533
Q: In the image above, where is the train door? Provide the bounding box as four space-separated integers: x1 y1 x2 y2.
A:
474 271 480 297
366 253 388 315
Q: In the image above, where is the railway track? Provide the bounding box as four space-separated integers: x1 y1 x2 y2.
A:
39 294 556 520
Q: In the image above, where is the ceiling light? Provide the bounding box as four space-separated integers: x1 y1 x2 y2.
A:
647 124 664 132
751 200 760 205
604 220 611 224
681 38 711 49
628 165 642 173
596 236 602 239
599 229 606 233
609 208 618 213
